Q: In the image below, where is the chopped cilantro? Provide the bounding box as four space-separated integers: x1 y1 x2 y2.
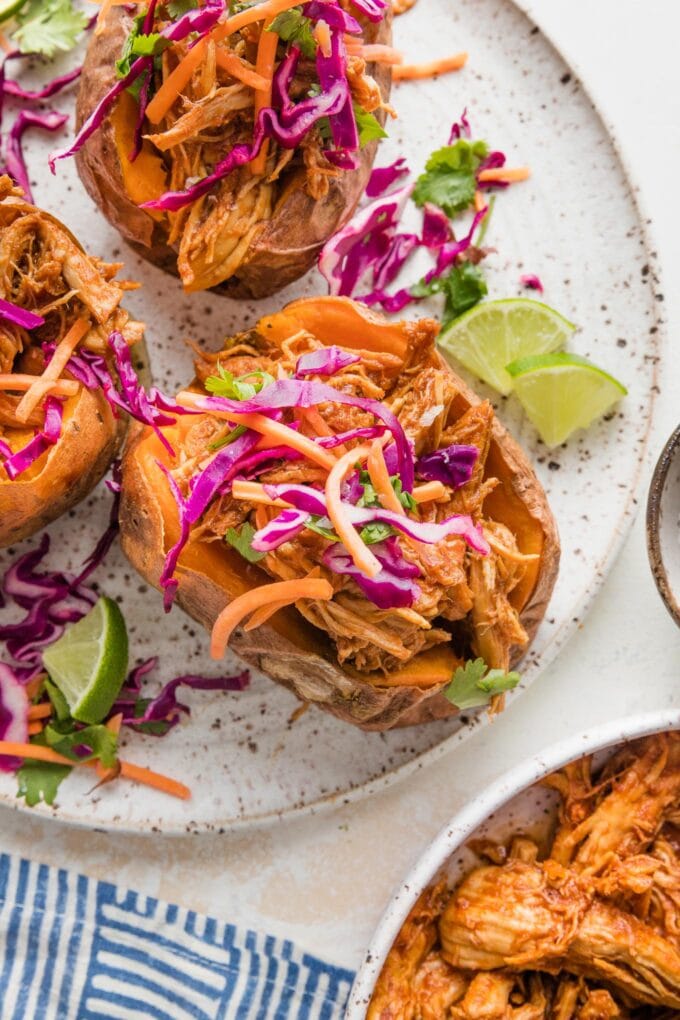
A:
14 0 88 58
44 679 70 723
229 0 262 13
225 522 266 563
117 14 171 80
205 365 275 401
413 139 488 217
305 516 340 542
355 105 388 146
43 721 118 768
167 0 199 16
16 759 71 808
411 262 487 327
268 8 317 59
359 522 395 545
209 424 248 451
444 658 520 710
357 471 419 513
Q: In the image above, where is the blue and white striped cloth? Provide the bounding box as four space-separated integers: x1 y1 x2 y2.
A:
0 854 355 1019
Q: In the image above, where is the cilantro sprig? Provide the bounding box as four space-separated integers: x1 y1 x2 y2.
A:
268 8 317 59
444 658 520 710
413 140 488 218
225 522 266 563
205 365 275 401
13 0 88 59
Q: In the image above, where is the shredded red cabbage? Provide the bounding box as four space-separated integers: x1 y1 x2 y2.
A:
421 203 452 249
520 274 544 293
316 425 386 449
365 157 410 198
346 0 388 22
234 444 303 479
295 346 360 377
251 508 310 552
449 108 471 142
186 378 414 490
0 297 44 330
113 660 250 734
303 1 362 34
3 66 82 102
318 181 413 296
1 397 63 481
316 27 358 163
0 662 28 771
3 110 68 202
477 149 508 190
424 203 488 284
323 540 420 608
415 444 478 489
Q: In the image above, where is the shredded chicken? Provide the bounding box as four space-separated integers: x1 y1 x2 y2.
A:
179 318 531 675
369 735 680 1017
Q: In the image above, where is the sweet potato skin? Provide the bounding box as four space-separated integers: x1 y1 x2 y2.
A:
0 389 124 548
75 8 393 299
119 302 560 731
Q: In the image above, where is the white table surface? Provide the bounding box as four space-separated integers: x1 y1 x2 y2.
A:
1 0 679 976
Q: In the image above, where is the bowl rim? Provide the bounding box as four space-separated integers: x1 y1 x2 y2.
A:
647 424 680 628
346 707 680 1016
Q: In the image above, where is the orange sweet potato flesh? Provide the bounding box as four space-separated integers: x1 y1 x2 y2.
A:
120 298 560 730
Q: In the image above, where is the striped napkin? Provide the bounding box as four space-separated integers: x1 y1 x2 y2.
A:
0 854 355 1019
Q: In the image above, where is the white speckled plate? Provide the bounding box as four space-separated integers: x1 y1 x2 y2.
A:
0 0 662 832
347 710 680 1016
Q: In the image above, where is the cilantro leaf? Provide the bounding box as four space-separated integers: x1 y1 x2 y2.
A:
14 0 88 58
16 760 71 807
413 140 488 217
225 522 266 563
357 471 419 513
268 8 317 59
205 366 275 401
229 0 262 13
116 14 171 82
354 106 388 146
444 658 520 710
43 722 119 769
44 679 70 723
167 0 199 16
305 516 340 542
441 262 488 327
359 522 395 545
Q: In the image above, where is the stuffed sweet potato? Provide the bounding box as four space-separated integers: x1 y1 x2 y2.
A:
0 177 145 547
69 0 393 298
119 297 559 730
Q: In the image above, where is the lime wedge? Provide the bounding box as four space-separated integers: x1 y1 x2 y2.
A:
506 352 627 447
42 597 129 725
0 0 27 23
438 298 576 395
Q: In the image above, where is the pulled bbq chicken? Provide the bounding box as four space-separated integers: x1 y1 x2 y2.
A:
0 178 142 445
176 317 530 677
368 733 680 1018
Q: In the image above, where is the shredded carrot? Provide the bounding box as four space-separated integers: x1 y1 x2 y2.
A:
27 703 53 722
243 599 291 631
347 44 404 65
393 52 468 81
477 166 531 184
211 578 333 657
0 375 78 397
175 391 337 470
412 481 447 503
146 38 207 125
118 762 191 800
210 0 302 41
25 676 46 701
254 505 270 530
27 722 43 737
474 189 486 212
231 480 290 507
325 442 382 578
299 407 346 457
250 19 279 176
15 317 90 424
0 741 189 799
314 20 332 58
367 439 405 516
214 49 269 91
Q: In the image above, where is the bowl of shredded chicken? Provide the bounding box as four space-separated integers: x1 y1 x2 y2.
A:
348 710 680 1018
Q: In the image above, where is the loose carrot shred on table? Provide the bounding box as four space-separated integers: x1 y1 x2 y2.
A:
325 442 383 579
27 703 53 722
215 49 269 91
0 375 79 397
250 19 278 176
477 166 531 183
346 43 404 65
211 578 333 658
15 316 90 423
412 481 447 503
146 38 207 125
118 762 191 800
474 189 486 212
367 438 405 516
392 52 468 81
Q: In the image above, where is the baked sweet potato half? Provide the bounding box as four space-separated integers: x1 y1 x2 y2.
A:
72 1 393 298
0 177 144 547
120 297 559 730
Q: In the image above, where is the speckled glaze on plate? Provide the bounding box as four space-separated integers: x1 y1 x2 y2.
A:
347 709 680 1016
0 0 662 832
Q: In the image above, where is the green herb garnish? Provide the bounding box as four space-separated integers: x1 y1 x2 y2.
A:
444 658 520 710
14 0 87 58
268 8 317 59
413 139 488 217
225 522 266 563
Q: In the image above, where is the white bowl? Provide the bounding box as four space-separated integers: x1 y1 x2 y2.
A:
347 708 680 1017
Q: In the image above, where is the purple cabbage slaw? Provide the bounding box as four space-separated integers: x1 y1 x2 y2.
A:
415 444 478 489
295 346 360 377
1 396 63 481
0 297 44 330
322 539 420 609
1 110 68 204
520 274 544 293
